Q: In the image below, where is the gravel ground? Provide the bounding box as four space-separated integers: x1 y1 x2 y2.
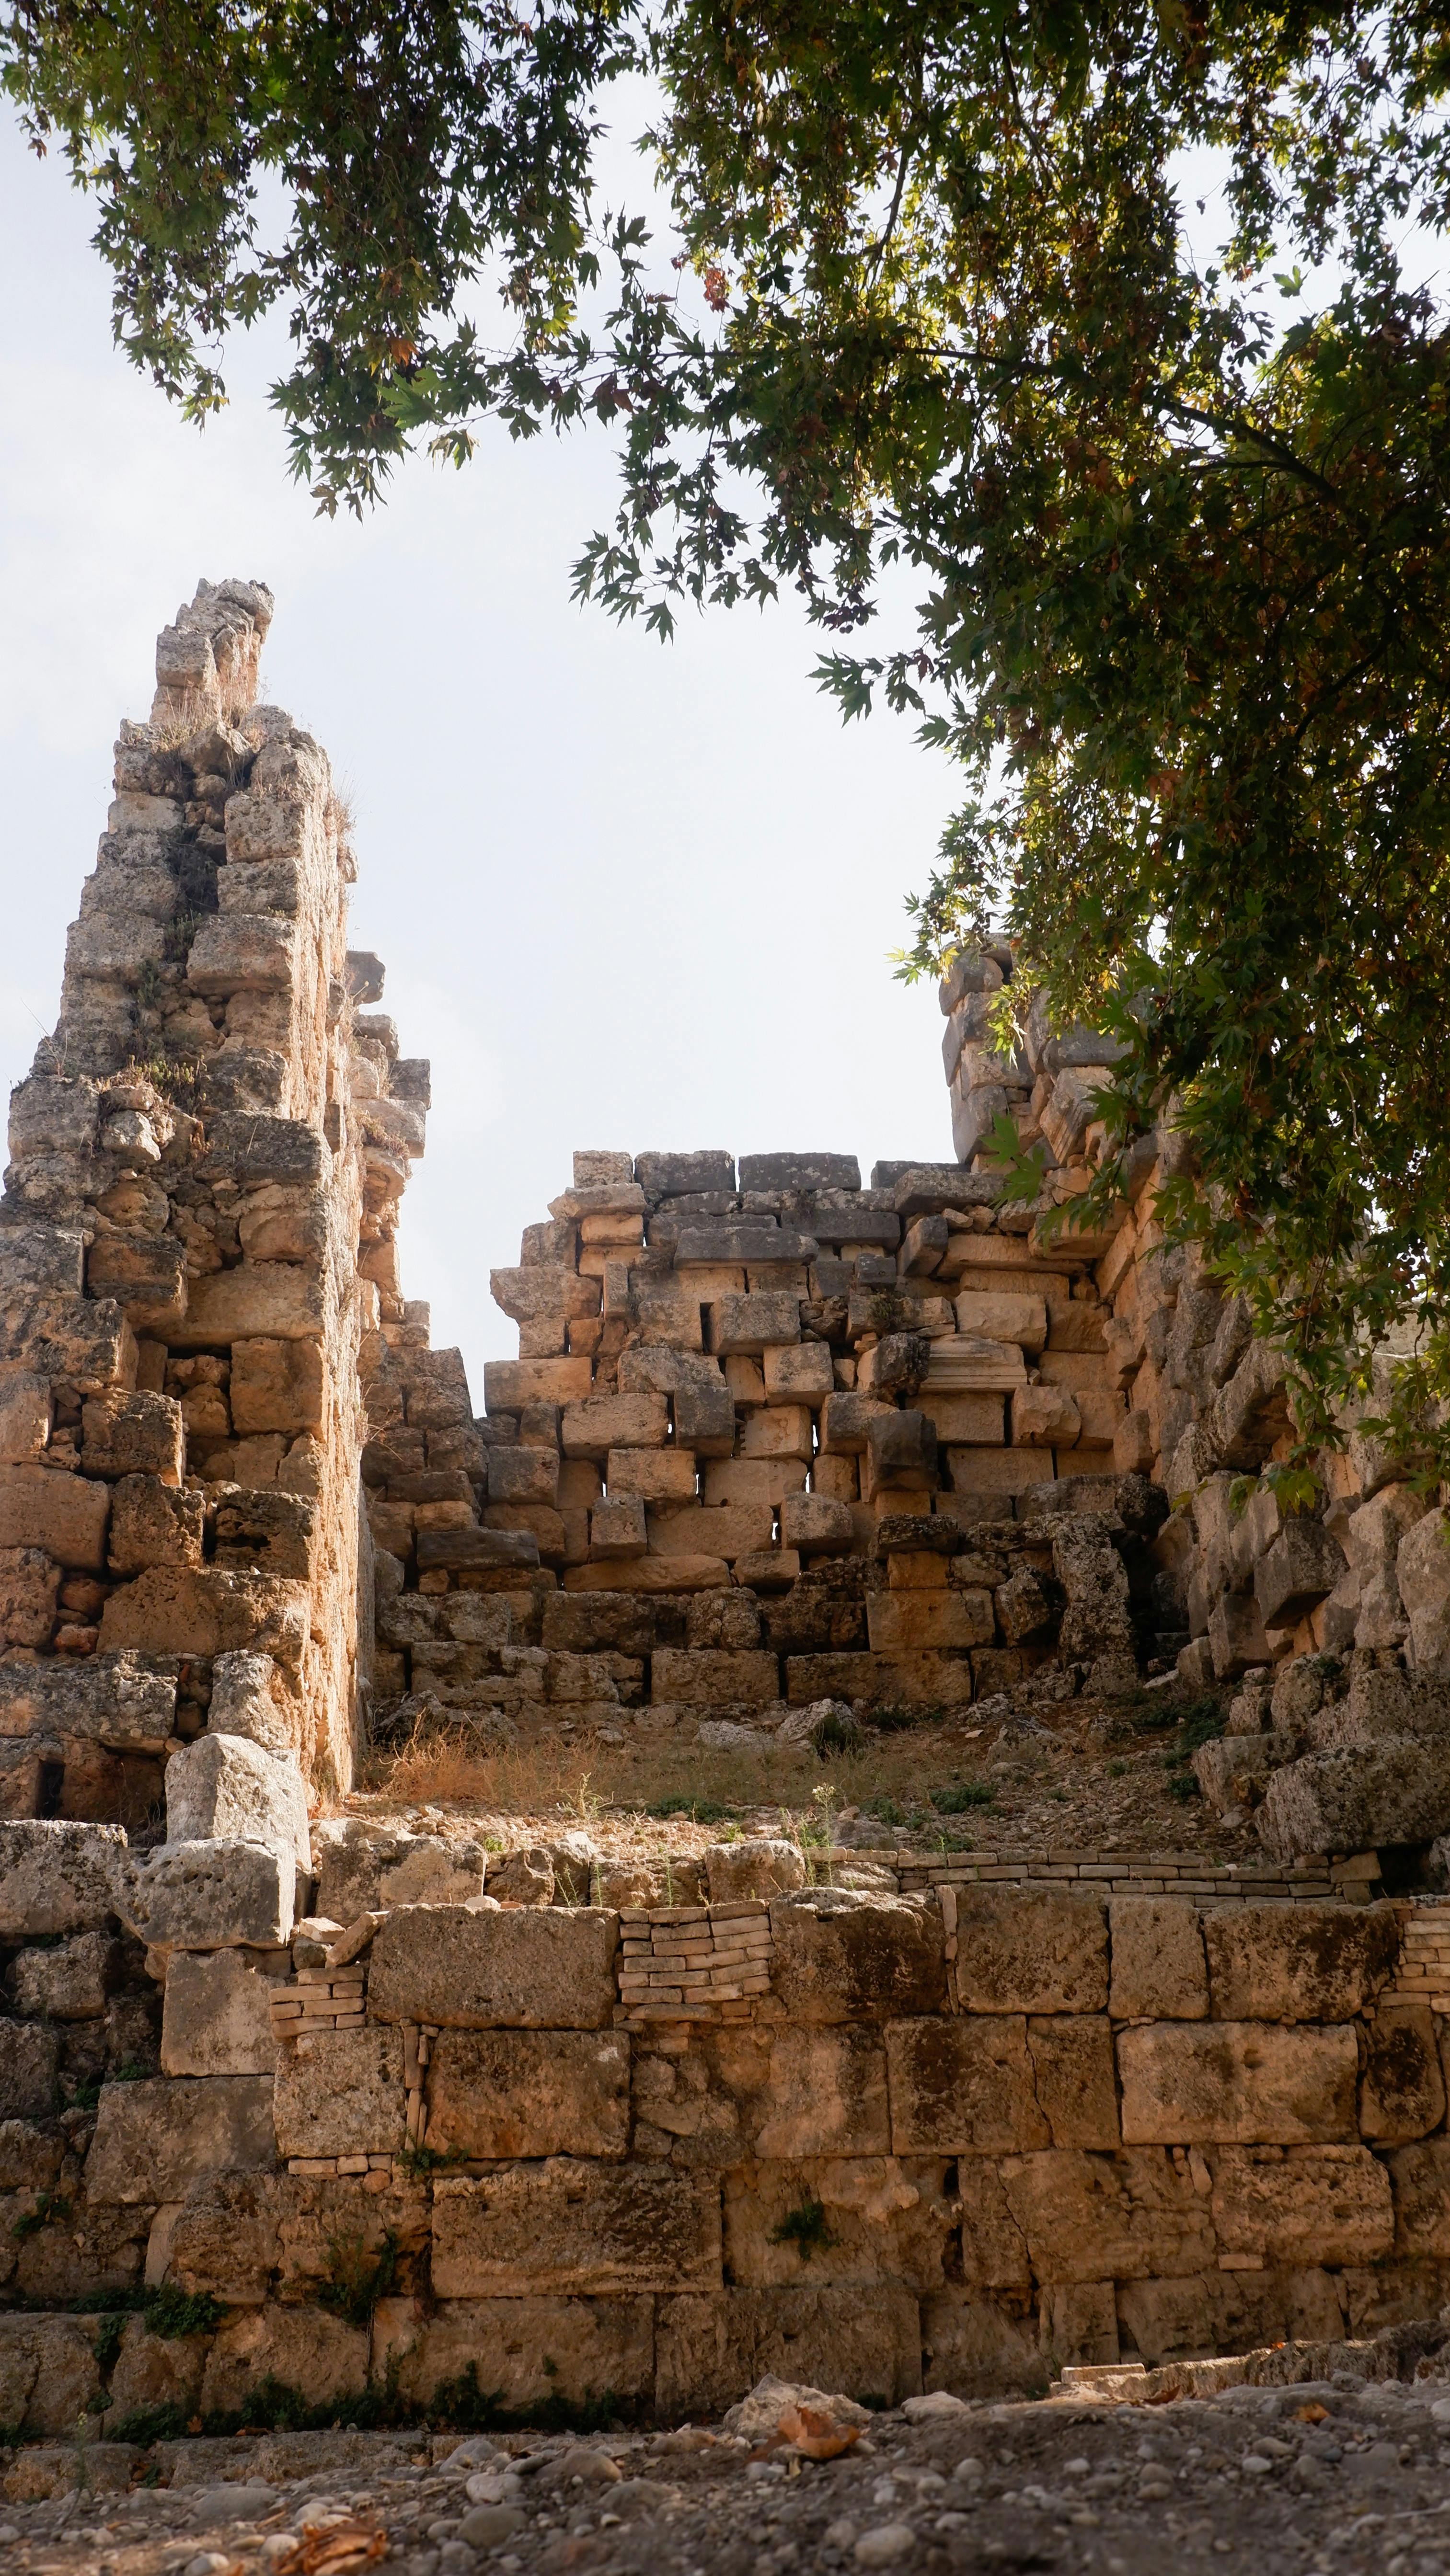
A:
5 2365 1449 2576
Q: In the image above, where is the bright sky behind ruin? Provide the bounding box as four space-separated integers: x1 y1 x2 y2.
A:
0 108 958 1388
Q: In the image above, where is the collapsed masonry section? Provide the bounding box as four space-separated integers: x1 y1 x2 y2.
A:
0 581 429 1910
939 946 1450 1864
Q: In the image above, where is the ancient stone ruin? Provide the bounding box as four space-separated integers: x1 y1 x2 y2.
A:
3 583 1450 2441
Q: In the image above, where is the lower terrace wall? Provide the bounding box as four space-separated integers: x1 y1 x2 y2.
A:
3 1820 1450 2432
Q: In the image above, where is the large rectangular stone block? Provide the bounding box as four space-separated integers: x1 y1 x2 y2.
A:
887 2015 1118 2155
887 2016 1048 2154
84 2074 276 2203
81 1390 185 1483
376 2293 654 2412
161 1948 280 2077
425 2030 630 2159
0 1651 176 1749
655 2286 921 2417
164 1731 310 1870
0 2314 103 2437
748 2026 891 2159
993 2147 1217 2284
116 1837 295 1949
706 1294 801 1356
561 1393 668 1456
1108 1898 1209 2020
1209 2144 1393 2265
0 1464 110 1570
769 1891 947 2024
920 2289 1047 2399
1117 2020 1359 2145
953 1886 1109 2014
651 1647 781 1708
274 2027 406 2158
1203 1903 1399 2021
722 2155 954 2290
170 1263 324 1347
368 1903 620 2028
431 2162 722 2295
0 1819 128 1935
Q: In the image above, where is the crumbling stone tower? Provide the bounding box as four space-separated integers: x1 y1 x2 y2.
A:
0 578 430 1824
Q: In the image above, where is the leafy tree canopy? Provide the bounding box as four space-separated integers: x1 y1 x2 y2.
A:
6 1 1450 1481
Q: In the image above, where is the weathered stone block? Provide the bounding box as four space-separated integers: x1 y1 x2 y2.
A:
769 1891 948 2024
312 1817 487 1921
1254 1520 1347 1630
953 1886 1108 2015
1028 2016 1121 2150
431 2162 722 2295
1387 2138 1450 2257
654 2285 921 2416
171 1264 324 1348
706 1294 801 1356
0 1819 128 1935
9 1929 117 2021
81 1390 184 1485
1117 2021 1358 2145
1257 1739 1450 1856
562 1393 668 1456
993 2146 1216 2284
651 1647 780 1708
164 1731 311 1870
0 2314 103 2437
425 2030 630 2159
1108 1898 1209 2020
0 1464 110 1570
274 2027 406 2159
0 2020 60 2118
377 2293 655 2412
704 1841 805 1903
161 1949 281 2077
747 2026 891 2159
920 2289 1047 2397
99 1564 310 1674
723 2155 954 2290
1203 1902 1398 2021
230 1335 326 1435
108 1473 206 1573
199 2302 368 2419
1358 2004 1447 2144
887 2016 1048 2154
0 1649 176 1749
117 1838 294 1949
84 2073 276 2202
106 2314 209 2426
1397 1507 1450 1671
1209 2144 1393 2266
368 1903 619 2028
0 1543 60 1647
85 1230 188 1333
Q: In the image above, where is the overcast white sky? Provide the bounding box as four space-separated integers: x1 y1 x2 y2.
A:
0 110 959 1390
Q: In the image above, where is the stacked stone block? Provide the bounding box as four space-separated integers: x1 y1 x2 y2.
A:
937 948 1450 1865
6 1813 1450 2430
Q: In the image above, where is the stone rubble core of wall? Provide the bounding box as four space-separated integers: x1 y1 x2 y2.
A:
5 1816 1450 2432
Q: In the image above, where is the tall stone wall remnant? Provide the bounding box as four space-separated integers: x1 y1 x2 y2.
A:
0 580 433 1898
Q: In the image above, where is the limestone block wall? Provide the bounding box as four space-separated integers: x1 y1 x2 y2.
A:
941 951 1450 1865
0 581 428 1850
2 1819 1449 2432
368 1147 1171 1742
